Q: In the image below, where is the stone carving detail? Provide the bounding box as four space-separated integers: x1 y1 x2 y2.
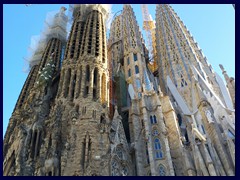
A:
44 154 59 176
205 110 214 124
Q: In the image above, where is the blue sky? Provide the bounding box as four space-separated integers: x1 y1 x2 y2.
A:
3 4 235 136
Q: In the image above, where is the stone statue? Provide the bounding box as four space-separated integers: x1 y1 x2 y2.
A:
44 153 59 176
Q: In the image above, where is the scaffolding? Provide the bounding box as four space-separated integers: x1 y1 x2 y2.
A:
25 7 68 69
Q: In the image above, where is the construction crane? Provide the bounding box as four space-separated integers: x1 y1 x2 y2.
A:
141 5 154 61
141 4 157 73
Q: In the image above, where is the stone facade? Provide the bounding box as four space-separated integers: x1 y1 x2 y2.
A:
4 4 235 176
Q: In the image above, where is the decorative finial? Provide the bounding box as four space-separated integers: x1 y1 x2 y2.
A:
219 64 224 71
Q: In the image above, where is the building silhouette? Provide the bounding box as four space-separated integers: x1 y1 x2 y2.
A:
3 4 235 176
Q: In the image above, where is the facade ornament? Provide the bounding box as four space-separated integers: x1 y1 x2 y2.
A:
205 110 214 124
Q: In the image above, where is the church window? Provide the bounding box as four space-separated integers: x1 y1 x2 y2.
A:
150 115 157 124
71 73 76 100
116 146 123 159
122 165 129 176
138 92 142 98
76 66 82 98
159 164 166 176
128 69 131 77
93 68 98 100
153 115 157 123
84 65 90 97
184 131 189 143
111 159 120 176
141 119 145 129
100 113 106 124
64 69 71 98
154 138 161 149
150 115 153 124
154 138 163 159
152 129 159 136
134 54 138 61
176 64 187 87
127 57 130 65
135 65 139 74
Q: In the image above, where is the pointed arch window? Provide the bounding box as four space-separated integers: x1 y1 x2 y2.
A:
76 66 82 98
133 53 138 61
135 65 139 74
154 138 163 159
150 116 153 124
116 146 123 159
122 165 129 176
159 164 166 176
111 159 120 176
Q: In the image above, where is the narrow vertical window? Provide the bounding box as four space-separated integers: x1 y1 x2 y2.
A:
84 65 90 97
127 57 130 65
93 68 98 100
133 53 137 61
135 65 139 74
153 115 157 123
64 69 71 98
71 73 76 100
150 115 153 124
77 66 82 98
128 69 131 77
154 138 163 159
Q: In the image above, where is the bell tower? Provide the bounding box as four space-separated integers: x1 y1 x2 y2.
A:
55 5 111 176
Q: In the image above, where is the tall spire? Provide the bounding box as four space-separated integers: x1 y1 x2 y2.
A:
219 64 235 108
219 64 230 81
143 69 152 92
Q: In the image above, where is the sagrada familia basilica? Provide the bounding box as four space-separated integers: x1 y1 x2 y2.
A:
3 4 235 176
